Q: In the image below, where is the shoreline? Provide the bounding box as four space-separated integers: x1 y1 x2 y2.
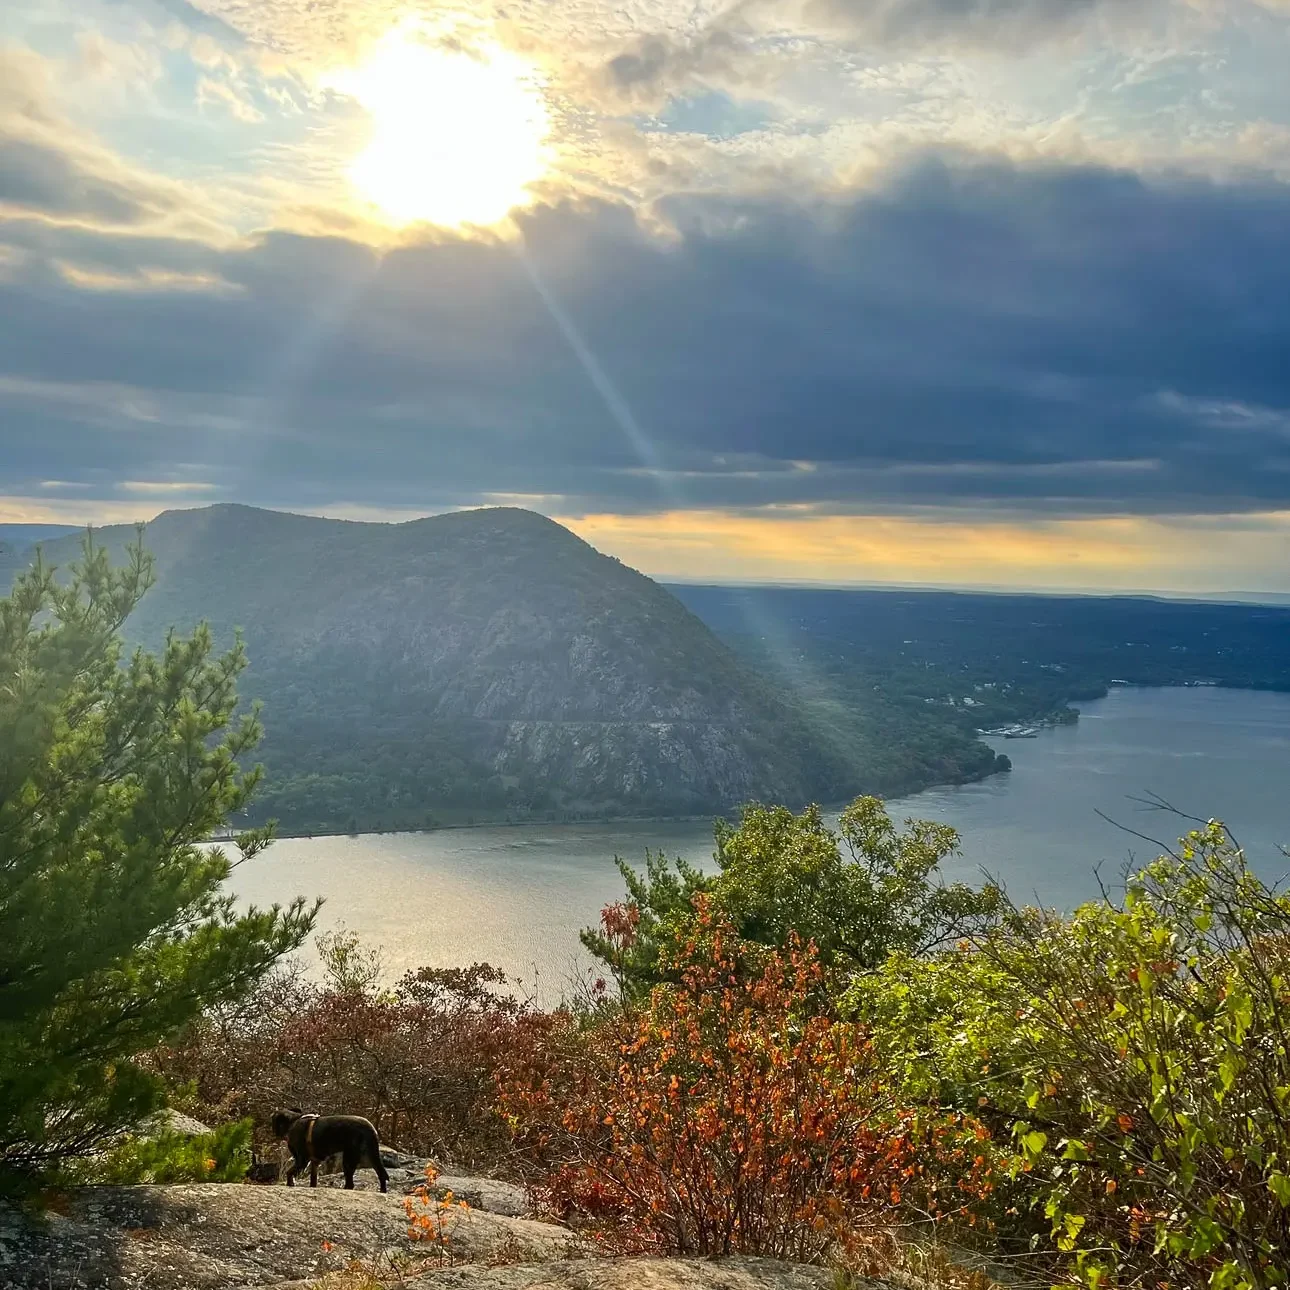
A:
232 810 721 844
220 682 1277 846
225 709 1076 845
225 758 1019 844
231 685 1255 845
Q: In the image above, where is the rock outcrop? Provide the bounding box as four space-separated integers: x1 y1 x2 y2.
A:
0 1180 579 1289
302 1256 844 1290
0 1179 892 1290
308 1146 529 1218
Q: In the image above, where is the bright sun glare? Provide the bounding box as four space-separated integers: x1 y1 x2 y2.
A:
329 30 551 229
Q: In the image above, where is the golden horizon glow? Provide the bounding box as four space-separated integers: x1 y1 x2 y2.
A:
557 509 1290 594
326 29 551 230
5 495 1290 595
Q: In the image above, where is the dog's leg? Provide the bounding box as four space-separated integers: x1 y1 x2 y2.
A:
368 1142 390 1193
284 1159 299 1188
309 1160 318 1187
342 1147 357 1189
361 1127 389 1193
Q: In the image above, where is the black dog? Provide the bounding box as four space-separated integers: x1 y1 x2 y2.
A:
270 1108 390 1193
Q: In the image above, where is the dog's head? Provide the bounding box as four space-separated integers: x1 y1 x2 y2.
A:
270 1108 305 1140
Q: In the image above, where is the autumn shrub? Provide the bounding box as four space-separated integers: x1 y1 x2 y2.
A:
858 821 1290 1290
148 936 547 1169
404 1163 473 1265
502 898 994 1263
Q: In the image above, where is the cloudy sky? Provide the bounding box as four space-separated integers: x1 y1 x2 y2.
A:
3 0 1290 591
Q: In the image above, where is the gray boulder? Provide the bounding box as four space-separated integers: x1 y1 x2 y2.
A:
138 1110 214 1139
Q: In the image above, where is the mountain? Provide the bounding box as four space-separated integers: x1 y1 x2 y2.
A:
4 505 852 832
0 523 81 555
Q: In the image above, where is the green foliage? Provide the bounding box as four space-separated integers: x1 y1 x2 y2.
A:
316 926 386 995
583 796 1001 997
0 534 316 1188
69 1118 253 1185
996 824 1290 1289
718 796 1001 966
675 583 1290 763
580 849 711 994
857 820 1290 1289
848 947 1019 1113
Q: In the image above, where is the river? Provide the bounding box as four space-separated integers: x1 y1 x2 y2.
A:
228 686 1290 1001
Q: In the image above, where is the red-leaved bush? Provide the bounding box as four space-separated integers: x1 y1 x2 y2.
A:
500 897 974 1262
148 954 556 1169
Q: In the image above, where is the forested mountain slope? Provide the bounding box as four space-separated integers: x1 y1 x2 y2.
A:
4 505 864 831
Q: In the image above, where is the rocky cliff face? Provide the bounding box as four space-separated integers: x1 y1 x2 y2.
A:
10 506 848 830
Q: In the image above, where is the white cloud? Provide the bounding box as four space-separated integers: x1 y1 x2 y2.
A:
118 480 222 494
195 74 264 122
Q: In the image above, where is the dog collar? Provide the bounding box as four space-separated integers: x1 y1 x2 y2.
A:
304 1115 318 1154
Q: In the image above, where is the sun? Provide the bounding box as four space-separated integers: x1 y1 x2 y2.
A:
328 30 552 229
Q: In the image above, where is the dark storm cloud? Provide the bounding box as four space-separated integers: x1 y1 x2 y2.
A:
603 27 751 102
596 0 1134 104
2 147 1290 518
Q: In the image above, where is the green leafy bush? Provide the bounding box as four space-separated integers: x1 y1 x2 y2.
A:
997 823 1290 1289
858 820 1290 1289
69 1118 253 1185
583 796 1001 997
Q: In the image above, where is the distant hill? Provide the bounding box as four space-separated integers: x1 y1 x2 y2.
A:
668 583 1290 777
669 583 1290 696
3 505 866 833
0 523 80 555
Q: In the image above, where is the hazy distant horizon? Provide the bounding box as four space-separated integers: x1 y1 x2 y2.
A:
7 504 1290 607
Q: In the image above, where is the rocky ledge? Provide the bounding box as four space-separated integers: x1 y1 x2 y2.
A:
312 1146 529 1218
0 1179 578 1290
0 1174 887 1290
305 1257 846 1289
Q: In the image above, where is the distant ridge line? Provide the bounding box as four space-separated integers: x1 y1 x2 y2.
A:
663 579 1290 608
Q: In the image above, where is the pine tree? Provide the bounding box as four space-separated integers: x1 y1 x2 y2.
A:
0 532 316 1186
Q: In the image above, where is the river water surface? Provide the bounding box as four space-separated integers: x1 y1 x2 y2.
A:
229 686 1290 1000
